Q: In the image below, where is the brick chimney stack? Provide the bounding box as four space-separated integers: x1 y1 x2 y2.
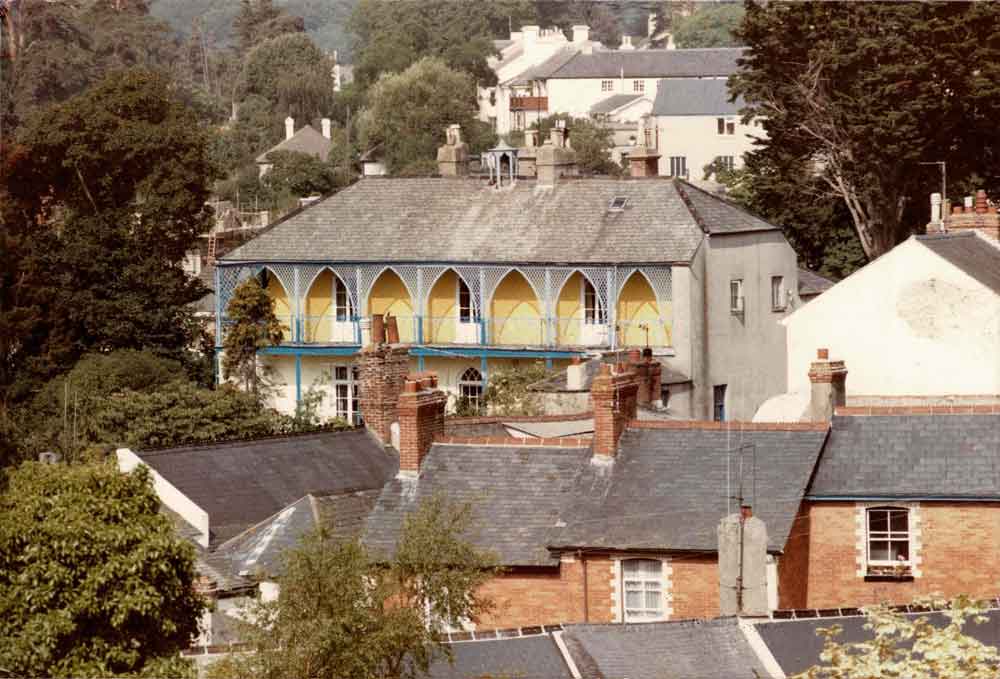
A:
397 373 447 476
934 188 1000 241
358 344 410 445
536 121 577 186
627 348 663 407
807 348 847 422
627 147 661 178
592 363 639 461
437 124 469 176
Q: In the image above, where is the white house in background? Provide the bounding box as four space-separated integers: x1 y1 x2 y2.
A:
641 78 763 179
256 116 335 178
780 197 1000 405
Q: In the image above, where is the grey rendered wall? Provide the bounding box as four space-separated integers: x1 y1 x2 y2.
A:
671 240 710 419
707 231 798 421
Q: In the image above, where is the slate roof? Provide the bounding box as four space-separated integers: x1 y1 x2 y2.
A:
541 47 744 79
222 178 709 265
675 180 779 235
917 231 1000 294
139 429 397 545
531 356 690 393
552 426 828 553
590 93 644 115
507 46 581 84
364 443 597 566
807 414 1000 499
756 609 1000 676
562 617 769 679
652 78 744 116
428 635 573 679
504 419 594 438
255 124 333 164
797 268 836 298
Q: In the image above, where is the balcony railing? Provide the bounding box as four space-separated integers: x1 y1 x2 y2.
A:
509 96 548 111
256 314 671 350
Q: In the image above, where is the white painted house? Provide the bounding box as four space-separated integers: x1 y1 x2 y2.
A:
781 208 1000 401
641 78 763 179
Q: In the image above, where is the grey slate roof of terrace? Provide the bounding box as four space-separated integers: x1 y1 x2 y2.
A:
652 77 745 116
917 231 1000 294
552 426 828 553
363 443 597 566
222 177 709 265
543 47 744 79
756 609 1000 676
427 634 573 679
798 267 836 297
807 413 1000 499
562 617 769 679
590 93 644 115
675 180 779 235
255 124 333 164
138 430 396 545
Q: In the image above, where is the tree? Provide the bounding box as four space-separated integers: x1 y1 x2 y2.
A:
512 113 621 176
731 2 1000 260
671 3 744 48
2 69 216 402
241 32 335 123
222 278 285 399
359 57 485 174
208 495 499 679
0 461 204 677
233 0 305 56
263 150 339 198
798 595 1000 679
482 362 549 416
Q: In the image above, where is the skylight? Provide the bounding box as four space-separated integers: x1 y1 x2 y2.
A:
608 196 629 211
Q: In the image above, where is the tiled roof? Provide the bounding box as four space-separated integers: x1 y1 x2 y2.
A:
807 413 1000 498
255 125 333 164
589 93 644 115
676 180 779 235
797 268 836 297
363 443 597 566
756 609 1000 677
652 78 744 116
562 617 769 679
139 430 397 545
917 231 1000 294
544 47 744 79
222 178 708 265
552 426 828 553
428 634 573 679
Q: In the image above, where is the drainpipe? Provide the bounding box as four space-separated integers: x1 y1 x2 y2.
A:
578 549 589 622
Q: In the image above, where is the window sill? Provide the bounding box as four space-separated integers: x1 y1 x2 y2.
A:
864 574 914 583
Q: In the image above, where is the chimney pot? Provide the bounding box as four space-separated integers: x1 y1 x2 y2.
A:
284 116 294 141
976 189 989 214
965 196 974 210
321 118 332 140
817 348 828 360
386 314 400 344
404 380 418 393
807 349 848 422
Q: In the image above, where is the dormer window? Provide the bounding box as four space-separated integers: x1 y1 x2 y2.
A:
608 196 628 212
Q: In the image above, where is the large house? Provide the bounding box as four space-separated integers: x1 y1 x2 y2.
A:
479 23 743 135
215 125 802 423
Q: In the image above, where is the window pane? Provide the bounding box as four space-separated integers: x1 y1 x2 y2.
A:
726 121 735 135
890 510 908 532
869 541 889 561
717 118 724 134
868 511 888 532
645 589 661 610
625 590 642 608
335 366 348 380
890 540 909 561
623 560 639 576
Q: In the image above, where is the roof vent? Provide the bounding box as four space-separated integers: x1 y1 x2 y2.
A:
608 196 628 212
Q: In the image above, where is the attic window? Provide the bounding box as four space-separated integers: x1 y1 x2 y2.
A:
608 196 629 212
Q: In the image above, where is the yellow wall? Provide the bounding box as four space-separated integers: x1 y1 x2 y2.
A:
490 271 542 345
265 271 293 342
425 270 458 344
369 269 415 342
304 270 334 342
555 272 584 345
617 272 671 347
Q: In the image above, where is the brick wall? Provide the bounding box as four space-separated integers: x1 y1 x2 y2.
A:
777 502 811 610
671 555 720 619
358 345 409 444
592 365 639 458
782 501 1000 609
397 378 447 473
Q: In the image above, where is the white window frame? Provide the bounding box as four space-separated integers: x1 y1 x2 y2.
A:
729 279 744 314
581 277 606 325
331 364 361 425
456 277 477 324
334 275 352 321
633 79 644 93
855 502 922 578
717 117 725 135
866 506 912 574
618 558 668 623
601 79 614 92
716 155 735 172
668 156 687 178
458 367 483 409
770 275 786 311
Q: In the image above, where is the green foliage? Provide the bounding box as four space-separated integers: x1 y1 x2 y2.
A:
359 57 484 174
671 3 744 48
453 395 486 418
482 363 549 416
242 32 335 122
234 0 305 56
208 495 499 679
263 150 338 198
731 2 1000 260
0 461 204 677
798 595 1000 679
517 113 620 176
222 279 285 399
534 0 620 48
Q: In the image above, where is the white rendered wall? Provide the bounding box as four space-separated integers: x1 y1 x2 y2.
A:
652 114 764 179
547 77 663 119
784 236 1000 396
